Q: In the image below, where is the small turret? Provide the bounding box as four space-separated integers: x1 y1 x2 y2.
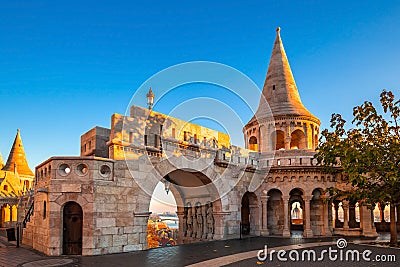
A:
244 28 320 152
1 129 34 176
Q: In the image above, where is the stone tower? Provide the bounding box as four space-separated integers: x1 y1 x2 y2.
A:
2 129 34 177
244 28 320 152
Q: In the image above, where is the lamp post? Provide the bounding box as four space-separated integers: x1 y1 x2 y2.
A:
146 87 155 110
164 179 170 195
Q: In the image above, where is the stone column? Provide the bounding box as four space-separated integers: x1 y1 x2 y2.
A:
304 123 309 149
192 206 197 238
202 205 208 239
311 125 315 149
379 203 385 222
342 200 349 230
260 196 269 236
213 211 229 240
266 124 271 151
258 126 262 152
321 195 332 236
285 137 291 150
348 202 356 228
282 195 290 237
360 204 378 237
9 205 13 223
176 208 185 244
333 202 340 228
133 211 152 250
303 195 314 237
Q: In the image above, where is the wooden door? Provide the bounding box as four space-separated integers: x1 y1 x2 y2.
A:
63 202 83 255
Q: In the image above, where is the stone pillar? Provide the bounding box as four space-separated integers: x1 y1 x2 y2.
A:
282 195 290 237
311 125 315 149
202 205 207 239
176 209 185 244
379 203 385 222
342 200 349 229
266 125 271 152
285 137 291 150
304 123 309 149
348 202 356 228
258 126 262 152
192 206 197 238
9 205 13 223
260 196 269 236
321 195 332 236
333 202 339 228
303 195 313 237
213 212 229 240
360 204 378 237
133 211 152 250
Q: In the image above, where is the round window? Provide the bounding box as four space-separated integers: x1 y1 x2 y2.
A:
99 165 111 178
76 163 89 176
58 164 71 176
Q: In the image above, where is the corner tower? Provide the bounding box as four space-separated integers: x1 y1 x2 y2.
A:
244 28 320 152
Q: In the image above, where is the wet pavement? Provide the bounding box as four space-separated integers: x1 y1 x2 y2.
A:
0 233 399 267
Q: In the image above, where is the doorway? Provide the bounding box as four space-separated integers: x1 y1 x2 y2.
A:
63 201 83 255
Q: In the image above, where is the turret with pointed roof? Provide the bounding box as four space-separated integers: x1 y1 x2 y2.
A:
2 129 34 176
256 27 318 120
0 152 3 169
244 28 320 152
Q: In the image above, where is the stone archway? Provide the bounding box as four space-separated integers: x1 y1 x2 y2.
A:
310 188 324 235
290 129 306 149
249 136 258 151
241 192 259 235
271 130 285 150
144 168 224 248
289 188 306 236
267 189 284 235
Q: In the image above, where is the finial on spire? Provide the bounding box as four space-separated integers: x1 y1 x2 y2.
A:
276 27 281 33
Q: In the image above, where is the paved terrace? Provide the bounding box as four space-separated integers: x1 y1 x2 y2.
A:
1 233 399 267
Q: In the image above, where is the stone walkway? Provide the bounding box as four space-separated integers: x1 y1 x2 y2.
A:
0 234 399 267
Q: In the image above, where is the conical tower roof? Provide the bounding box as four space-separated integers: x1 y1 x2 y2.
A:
254 27 319 121
2 129 34 176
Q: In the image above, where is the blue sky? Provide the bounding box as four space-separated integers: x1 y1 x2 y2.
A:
1 0 399 170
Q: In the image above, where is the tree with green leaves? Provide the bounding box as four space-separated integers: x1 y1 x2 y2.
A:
315 90 400 245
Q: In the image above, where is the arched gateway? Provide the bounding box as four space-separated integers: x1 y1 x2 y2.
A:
63 202 83 255
23 28 379 256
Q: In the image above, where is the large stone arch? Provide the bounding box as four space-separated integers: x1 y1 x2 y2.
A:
134 157 227 247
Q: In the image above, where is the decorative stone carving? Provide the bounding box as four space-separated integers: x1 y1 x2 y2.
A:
196 205 203 238
186 207 192 238
206 203 214 239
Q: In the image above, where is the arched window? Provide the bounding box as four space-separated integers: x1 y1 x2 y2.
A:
290 129 306 149
271 130 285 150
3 185 8 191
249 136 258 151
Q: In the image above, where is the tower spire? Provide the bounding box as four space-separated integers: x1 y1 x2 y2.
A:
1 129 34 176
256 27 318 119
